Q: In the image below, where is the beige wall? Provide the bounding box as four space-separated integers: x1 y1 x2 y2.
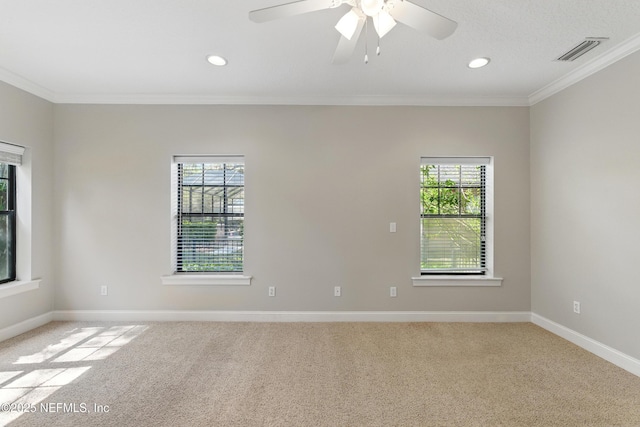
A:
53 105 530 312
0 81 54 329
531 50 640 359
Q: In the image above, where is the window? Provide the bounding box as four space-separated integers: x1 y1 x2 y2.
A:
420 157 490 275
173 156 244 273
0 141 40 298
0 162 16 283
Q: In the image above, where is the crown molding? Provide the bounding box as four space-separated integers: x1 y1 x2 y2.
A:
52 93 530 107
0 73 531 106
0 67 56 102
529 33 640 105
0 65 529 106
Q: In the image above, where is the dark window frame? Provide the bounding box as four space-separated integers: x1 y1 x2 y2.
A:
0 164 16 284
176 161 244 273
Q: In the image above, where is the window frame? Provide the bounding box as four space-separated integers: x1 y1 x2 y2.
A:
0 141 41 299
0 163 16 284
413 157 501 287
161 155 251 287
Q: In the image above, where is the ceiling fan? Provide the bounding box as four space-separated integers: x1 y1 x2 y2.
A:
249 0 458 64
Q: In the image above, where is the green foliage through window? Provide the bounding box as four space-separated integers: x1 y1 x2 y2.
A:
420 164 485 273
177 162 244 273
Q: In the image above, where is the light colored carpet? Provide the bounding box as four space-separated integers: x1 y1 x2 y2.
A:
0 321 639 426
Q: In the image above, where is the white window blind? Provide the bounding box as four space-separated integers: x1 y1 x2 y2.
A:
420 157 488 274
0 142 25 166
173 156 244 273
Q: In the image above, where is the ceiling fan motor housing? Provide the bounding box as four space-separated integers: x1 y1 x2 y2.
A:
249 0 457 64
360 0 385 16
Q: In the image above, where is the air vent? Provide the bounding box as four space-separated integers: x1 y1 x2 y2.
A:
556 37 608 62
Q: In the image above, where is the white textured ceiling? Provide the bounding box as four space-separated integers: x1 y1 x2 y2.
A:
1 0 639 105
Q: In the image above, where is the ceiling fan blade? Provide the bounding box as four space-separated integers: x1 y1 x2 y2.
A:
332 18 364 64
249 0 341 23
388 0 457 40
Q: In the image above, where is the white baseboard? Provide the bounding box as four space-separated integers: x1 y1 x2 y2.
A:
52 310 532 323
0 311 53 343
532 313 640 378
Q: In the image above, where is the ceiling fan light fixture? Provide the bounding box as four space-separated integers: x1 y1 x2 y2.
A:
373 10 396 38
360 0 384 17
336 8 364 40
206 55 228 66
468 57 490 69
248 0 458 64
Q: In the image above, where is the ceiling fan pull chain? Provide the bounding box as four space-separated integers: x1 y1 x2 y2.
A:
364 18 369 64
376 14 381 56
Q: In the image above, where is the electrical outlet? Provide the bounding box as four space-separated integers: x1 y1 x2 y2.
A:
573 301 581 314
334 286 341 297
389 222 397 233
268 286 276 297
390 286 397 297
100 285 108 296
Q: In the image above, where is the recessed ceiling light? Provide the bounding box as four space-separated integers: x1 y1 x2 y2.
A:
206 55 227 66
468 57 490 69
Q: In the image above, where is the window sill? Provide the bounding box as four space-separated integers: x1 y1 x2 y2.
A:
0 279 41 300
160 274 252 286
412 276 503 287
